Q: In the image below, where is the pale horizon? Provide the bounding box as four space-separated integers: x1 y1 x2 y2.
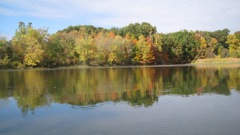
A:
1 0 240 39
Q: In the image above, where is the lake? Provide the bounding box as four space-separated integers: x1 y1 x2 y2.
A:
0 65 240 135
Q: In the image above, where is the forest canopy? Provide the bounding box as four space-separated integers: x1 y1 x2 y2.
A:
0 22 240 68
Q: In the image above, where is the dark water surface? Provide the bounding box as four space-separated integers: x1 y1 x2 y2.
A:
0 65 240 135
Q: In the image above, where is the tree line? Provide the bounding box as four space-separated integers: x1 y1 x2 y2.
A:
0 22 240 68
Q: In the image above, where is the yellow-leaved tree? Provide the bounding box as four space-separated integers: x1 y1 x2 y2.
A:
75 35 96 65
226 34 240 58
12 22 47 67
133 35 155 64
24 28 45 66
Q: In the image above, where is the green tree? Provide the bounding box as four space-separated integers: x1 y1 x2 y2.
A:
58 25 107 35
210 29 230 47
45 31 80 66
210 29 230 55
0 36 11 68
43 34 64 67
234 31 240 40
120 22 157 39
162 30 199 64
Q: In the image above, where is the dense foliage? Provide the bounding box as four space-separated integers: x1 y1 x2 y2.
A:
0 22 240 68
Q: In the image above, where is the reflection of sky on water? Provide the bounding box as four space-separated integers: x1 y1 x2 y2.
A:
1 90 240 135
0 66 240 135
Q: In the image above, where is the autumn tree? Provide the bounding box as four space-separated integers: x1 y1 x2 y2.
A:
75 35 97 65
226 34 240 57
23 28 47 66
2 22 240 68
122 33 135 64
12 22 47 67
11 22 28 65
94 32 113 65
132 35 155 64
152 34 163 64
198 37 207 58
205 38 218 58
108 35 126 65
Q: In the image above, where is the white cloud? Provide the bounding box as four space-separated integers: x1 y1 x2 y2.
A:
0 0 240 32
0 6 18 16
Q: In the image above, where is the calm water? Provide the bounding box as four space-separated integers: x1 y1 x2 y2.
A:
0 65 240 135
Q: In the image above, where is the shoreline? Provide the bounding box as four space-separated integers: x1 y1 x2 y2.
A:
0 64 194 71
1 58 240 71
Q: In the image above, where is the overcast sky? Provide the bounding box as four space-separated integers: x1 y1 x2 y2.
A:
0 0 240 39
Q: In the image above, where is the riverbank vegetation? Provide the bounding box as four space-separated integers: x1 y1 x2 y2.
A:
1 22 240 68
193 58 240 64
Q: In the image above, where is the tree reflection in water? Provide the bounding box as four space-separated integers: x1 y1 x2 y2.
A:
0 65 239 113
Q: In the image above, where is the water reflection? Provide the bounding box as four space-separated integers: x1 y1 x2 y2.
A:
0 65 240 113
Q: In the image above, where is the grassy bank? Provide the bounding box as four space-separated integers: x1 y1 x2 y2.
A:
192 58 240 64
